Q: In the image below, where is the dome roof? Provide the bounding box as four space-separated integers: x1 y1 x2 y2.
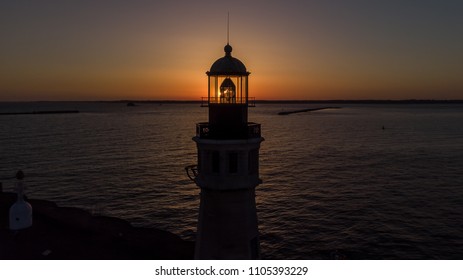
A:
208 44 249 75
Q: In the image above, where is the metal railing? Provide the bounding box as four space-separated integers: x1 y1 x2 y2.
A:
200 97 256 107
196 122 261 139
185 165 198 182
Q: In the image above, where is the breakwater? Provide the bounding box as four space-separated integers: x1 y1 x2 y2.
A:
277 106 340 115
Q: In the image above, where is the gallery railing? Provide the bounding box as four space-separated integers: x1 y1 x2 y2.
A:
201 97 256 107
196 122 261 139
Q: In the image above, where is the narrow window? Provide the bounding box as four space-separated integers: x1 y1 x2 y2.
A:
212 151 220 173
229 152 238 173
248 149 258 175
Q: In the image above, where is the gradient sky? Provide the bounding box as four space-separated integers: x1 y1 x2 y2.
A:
1 0 462 101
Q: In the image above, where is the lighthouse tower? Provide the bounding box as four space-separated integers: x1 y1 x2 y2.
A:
191 43 263 259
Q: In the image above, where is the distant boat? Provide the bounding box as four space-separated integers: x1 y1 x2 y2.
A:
126 102 136 107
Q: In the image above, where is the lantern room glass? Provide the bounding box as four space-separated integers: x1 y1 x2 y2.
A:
208 75 248 104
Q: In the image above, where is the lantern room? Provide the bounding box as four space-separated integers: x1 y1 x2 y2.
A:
201 43 257 138
207 44 249 105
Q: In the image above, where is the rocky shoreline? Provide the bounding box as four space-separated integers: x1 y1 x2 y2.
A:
0 191 194 259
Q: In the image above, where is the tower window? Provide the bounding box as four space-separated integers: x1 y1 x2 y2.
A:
248 149 258 175
212 151 220 173
229 152 238 173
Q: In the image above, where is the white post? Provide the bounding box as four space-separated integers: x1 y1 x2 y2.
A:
9 170 33 230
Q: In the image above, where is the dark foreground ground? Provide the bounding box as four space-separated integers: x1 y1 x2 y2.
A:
0 191 194 259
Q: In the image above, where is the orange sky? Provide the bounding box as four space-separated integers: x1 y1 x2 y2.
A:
1 1 463 101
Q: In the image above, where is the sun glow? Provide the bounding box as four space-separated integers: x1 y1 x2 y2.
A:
1 2 462 101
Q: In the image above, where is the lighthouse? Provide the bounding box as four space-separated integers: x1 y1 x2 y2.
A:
189 42 264 259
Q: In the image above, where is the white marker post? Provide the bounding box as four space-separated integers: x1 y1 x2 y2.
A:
9 170 33 230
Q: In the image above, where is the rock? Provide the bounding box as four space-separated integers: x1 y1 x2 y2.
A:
0 192 194 259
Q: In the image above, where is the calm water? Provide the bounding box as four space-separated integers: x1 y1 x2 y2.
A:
1 102 462 259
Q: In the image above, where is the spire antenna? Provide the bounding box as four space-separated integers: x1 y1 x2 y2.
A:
227 12 230 44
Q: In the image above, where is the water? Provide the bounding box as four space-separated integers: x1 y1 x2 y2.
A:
1 102 462 259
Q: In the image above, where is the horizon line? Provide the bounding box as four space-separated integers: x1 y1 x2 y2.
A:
2 99 463 104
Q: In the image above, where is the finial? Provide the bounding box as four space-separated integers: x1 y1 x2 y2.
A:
224 44 232 56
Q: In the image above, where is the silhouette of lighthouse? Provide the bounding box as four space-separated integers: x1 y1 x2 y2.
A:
189 42 264 259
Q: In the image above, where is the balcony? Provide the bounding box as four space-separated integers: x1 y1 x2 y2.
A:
196 122 261 139
201 97 256 107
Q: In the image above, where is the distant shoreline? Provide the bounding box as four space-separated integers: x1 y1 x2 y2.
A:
2 99 463 104
0 110 79 115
